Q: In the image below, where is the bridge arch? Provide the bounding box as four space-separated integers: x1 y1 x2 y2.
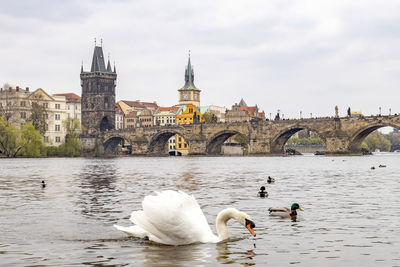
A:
104 135 131 155
206 130 248 155
148 130 186 155
270 126 326 154
348 121 400 152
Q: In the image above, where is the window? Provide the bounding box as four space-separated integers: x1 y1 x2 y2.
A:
55 136 61 143
20 101 26 107
55 114 60 120
179 144 182 148
184 144 187 148
20 112 26 119
55 124 60 131
55 104 61 109
43 103 48 108
44 136 49 142
45 124 48 131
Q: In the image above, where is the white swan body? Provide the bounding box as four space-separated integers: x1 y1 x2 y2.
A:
114 190 255 245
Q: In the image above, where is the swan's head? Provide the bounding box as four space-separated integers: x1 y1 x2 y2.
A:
238 212 256 237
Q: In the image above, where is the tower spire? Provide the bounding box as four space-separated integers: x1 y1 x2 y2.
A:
106 53 112 72
81 61 84 73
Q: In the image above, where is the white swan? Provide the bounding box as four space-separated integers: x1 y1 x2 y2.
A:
114 190 256 245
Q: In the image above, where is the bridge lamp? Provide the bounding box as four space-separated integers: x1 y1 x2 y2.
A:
379 107 381 116
269 113 272 120
310 112 312 118
389 108 391 115
300 111 302 119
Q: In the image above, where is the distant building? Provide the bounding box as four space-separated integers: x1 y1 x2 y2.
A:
153 106 180 126
200 105 227 122
80 43 117 134
117 100 159 129
115 103 124 130
225 98 264 122
0 86 68 146
53 93 81 121
125 110 138 129
176 104 203 155
137 109 154 127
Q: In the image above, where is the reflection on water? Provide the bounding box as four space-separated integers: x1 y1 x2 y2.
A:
141 243 211 267
78 160 120 222
216 241 256 266
1 154 400 266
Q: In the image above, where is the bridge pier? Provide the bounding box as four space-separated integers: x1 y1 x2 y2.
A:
325 137 352 155
248 139 270 155
81 135 104 156
188 138 207 155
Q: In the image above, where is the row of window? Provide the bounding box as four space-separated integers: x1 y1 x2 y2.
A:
44 136 61 143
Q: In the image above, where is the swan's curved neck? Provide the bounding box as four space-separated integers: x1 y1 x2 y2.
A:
216 208 242 241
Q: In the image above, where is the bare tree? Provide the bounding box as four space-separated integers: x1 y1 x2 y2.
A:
0 83 18 122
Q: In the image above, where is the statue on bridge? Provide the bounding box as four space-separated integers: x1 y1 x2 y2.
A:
335 105 339 118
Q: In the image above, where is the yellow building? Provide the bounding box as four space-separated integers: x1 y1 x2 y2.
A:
175 104 203 155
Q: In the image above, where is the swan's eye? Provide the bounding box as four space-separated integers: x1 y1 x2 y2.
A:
245 218 255 228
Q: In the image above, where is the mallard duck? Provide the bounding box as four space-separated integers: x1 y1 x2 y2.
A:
268 203 303 218
379 164 386 168
267 176 275 183
258 186 268 198
41 180 46 188
371 166 375 170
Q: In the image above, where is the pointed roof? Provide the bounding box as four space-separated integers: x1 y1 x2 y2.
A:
91 46 106 72
106 59 112 72
239 98 248 107
179 54 200 91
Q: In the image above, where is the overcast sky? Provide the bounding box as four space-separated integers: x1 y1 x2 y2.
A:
1 0 400 119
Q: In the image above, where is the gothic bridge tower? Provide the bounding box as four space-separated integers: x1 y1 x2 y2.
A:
81 41 116 134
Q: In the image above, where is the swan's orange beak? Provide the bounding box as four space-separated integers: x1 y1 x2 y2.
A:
245 219 256 237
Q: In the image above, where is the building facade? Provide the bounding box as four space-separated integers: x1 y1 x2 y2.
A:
115 103 124 130
153 107 180 126
53 93 81 121
0 86 68 146
175 104 203 155
225 99 265 122
81 44 117 134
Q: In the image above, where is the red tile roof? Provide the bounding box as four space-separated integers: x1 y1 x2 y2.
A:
122 100 158 110
239 106 257 116
157 106 180 112
53 93 81 103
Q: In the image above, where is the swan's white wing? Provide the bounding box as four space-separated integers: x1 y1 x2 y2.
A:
130 190 219 245
113 225 148 238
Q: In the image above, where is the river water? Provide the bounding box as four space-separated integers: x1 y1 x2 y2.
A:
0 154 399 266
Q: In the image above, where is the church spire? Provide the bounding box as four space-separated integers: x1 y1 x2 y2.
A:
106 54 112 72
180 51 198 91
81 61 84 73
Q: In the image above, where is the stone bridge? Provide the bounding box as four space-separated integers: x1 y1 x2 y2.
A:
81 115 400 156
